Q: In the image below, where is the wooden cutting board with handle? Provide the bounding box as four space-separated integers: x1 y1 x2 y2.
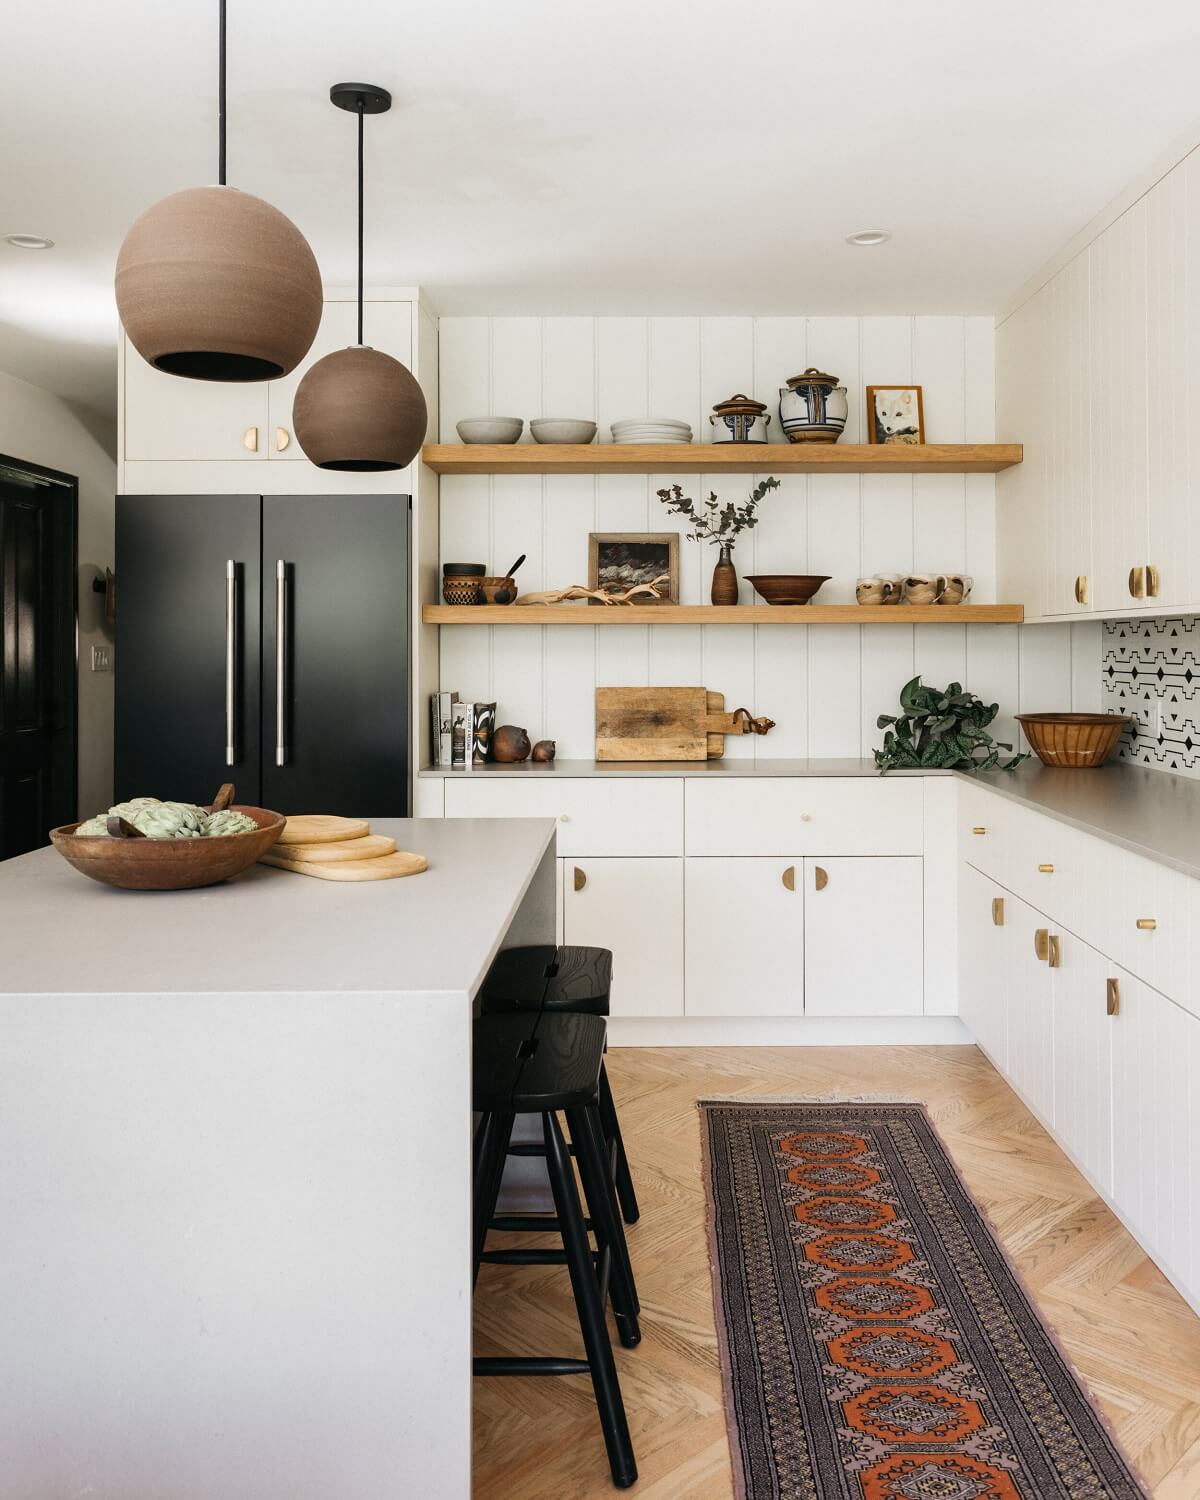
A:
260 848 427 880
595 687 773 761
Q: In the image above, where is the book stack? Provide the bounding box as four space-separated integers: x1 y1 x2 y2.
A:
430 694 497 768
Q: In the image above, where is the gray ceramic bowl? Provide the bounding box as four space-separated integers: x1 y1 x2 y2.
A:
456 417 524 444
530 419 598 445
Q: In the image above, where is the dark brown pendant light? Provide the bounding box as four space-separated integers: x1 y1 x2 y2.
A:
114 0 322 381
292 84 428 471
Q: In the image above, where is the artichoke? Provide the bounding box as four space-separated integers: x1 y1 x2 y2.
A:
73 796 256 839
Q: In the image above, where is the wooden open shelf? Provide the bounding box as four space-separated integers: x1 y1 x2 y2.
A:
423 603 1024 625
421 442 1022 476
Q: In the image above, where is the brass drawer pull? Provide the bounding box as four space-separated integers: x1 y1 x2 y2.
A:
1147 563 1160 598
1106 977 1121 1016
1034 928 1050 961
573 867 586 892
275 426 291 452
991 897 1004 927
971 826 987 836
782 865 796 891
1128 565 1146 599
1038 863 1054 873
1074 574 1090 605
1047 934 1062 969
1135 917 1157 931
813 865 828 891
243 425 259 452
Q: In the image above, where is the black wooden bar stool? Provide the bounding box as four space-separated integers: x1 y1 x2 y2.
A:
481 944 640 1224
473 1010 638 1489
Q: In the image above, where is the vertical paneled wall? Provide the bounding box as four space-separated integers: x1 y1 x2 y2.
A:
436 315 1095 759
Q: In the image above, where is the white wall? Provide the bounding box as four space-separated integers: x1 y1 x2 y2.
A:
0 370 115 815
436 315 1098 759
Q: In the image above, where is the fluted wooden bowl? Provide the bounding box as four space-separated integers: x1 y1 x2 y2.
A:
1016 713 1132 769
49 788 285 891
745 574 831 605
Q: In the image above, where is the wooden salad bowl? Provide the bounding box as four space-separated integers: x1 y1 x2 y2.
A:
49 784 286 891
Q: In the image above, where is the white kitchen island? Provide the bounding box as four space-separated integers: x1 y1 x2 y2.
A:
0 817 556 1500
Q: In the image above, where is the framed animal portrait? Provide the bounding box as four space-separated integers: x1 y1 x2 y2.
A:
588 533 679 605
866 385 925 445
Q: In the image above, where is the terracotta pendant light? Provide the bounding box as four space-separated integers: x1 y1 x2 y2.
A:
114 0 322 381
292 84 428 471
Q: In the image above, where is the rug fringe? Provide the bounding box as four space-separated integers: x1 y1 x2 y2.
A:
698 1093 926 1106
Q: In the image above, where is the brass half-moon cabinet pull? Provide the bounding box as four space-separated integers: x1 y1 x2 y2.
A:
813 865 828 892
782 865 795 891
573 866 586 892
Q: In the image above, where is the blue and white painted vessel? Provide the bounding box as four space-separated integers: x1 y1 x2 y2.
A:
778 368 848 442
709 394 771 443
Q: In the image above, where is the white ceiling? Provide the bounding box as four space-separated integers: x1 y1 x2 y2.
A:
4 0 1200 420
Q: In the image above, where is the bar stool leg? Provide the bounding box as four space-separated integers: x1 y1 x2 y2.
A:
544 1109 637 1489
599 1062 640 1225
473 1109 514 1288
569 1104 641 1343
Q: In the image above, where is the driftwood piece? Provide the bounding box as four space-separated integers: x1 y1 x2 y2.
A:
515 574 670 607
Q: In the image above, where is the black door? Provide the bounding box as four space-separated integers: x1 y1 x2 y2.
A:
115 495 262 806
262 494 409 816
0 461 77 858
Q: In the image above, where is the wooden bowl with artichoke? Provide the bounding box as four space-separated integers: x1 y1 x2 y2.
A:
50 783 285 891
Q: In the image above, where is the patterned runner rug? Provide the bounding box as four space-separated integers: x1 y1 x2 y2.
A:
701 1100 1149 1500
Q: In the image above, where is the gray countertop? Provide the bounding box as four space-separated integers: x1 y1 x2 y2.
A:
419 757 937 778
966 762 1200 880
0 817 557 996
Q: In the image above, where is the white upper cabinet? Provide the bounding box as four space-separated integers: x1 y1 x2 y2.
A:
123 339 269 463
997 146 1200 620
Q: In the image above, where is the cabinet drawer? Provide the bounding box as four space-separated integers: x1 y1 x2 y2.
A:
444 777 682 857
685 778 922 856
959 781 1009 885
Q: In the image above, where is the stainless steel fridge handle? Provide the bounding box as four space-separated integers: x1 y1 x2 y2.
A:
225 561 237 766
275 560 288 767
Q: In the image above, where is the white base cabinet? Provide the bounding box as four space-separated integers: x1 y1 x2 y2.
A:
441 775 938 1023
960 783 1200 1313
804 857 923 1017
684 858 802 1017
562 857 684 1018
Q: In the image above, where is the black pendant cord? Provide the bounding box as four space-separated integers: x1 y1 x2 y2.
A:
218 0 227 185
356 99 365 346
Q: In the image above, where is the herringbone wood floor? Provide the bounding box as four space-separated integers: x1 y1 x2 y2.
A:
472 1046 1200 1499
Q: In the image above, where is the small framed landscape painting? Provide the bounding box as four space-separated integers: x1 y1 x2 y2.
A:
588 532 679 605
867 385 925 445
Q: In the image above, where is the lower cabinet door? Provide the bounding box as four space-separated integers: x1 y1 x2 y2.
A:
804 857 923 1017
684 858 803 1017
959 864 1008 1069
1111 968 1200 1304
562 858 684 1018
1050 931 1114 1196
1004 893 1055 1123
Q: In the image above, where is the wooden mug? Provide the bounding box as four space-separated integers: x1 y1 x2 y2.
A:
903 573 948 605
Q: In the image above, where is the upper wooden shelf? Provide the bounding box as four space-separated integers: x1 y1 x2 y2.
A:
421 442 1022 476
423 603 1024 625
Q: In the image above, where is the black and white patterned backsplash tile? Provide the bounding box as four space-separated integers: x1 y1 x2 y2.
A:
1102 617 1200 777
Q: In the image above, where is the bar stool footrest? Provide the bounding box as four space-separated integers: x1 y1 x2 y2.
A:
474 1356 591 1377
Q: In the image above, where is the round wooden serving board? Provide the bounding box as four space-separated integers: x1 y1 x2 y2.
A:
259 849 427 881
276 815 370 845
273 833 397 863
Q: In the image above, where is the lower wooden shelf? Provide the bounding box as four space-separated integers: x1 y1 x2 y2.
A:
422 603 1024 625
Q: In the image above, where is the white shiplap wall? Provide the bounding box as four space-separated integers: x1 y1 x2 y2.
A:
437 315 1097 758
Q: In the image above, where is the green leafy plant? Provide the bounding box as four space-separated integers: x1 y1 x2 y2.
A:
875 676 1028 775
655 476 780 551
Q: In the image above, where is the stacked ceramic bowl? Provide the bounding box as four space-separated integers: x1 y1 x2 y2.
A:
610 417 693 445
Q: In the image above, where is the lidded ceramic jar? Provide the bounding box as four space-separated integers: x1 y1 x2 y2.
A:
709 393 771 444
778 368 848 443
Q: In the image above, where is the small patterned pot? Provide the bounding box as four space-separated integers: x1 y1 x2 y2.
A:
709 394 771 444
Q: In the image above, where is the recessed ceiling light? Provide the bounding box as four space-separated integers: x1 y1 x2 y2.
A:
845 230 891 247
5 233 54 250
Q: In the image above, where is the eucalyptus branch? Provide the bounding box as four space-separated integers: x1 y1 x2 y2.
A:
655 476 780 549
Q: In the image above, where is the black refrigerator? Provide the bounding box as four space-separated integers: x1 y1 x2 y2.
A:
115 493 410 815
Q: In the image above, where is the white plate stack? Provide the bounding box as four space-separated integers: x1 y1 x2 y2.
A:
610 417 694 445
